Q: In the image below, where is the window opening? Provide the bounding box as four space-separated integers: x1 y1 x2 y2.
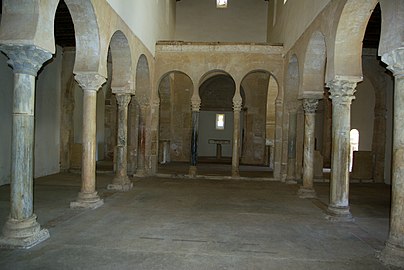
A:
217 0 228 8
216 114 225 130
349 129 359 172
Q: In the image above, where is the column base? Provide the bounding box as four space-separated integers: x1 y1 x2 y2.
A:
134 169 146 177
70 191 104 209
107 177 133 192
285 179 297 184
0 214 50 249
189 166 197 177
326 205 354 222
298 187 317 198
379 240 404 268
231 168 240 178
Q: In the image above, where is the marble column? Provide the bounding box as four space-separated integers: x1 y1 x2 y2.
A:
136 99 148 176
286 108 298 184
70 73 106 209
232 95 242 177
108 93 133 191
326 79 356 221
380 47 404 268
0 44 52 248
298 98 319 198
189 97 201 177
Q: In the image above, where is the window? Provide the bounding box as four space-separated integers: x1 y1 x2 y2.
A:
216 114 225 130
216 0 228 8
283 0 288 4
349 129 359 172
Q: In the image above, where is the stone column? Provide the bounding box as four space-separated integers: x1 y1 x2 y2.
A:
286 108 298 184
326 79 357 221
128 100 139 174
0 44 52 248
189 97 201 176
136 98 148 176
298 98 319 198
70 73 106 209
232 95 243 177
108 93 133 191
380 47 404 267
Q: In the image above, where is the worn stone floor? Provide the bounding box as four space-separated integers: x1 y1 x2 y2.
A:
0 171 399 270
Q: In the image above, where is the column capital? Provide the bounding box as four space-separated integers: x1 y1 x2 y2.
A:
287 100 301 111
232 95 243 112
115 93 132 108
327 79 357 105
0 44 52 76
191 96 201 112
137 95 150 108
382 47 404 77
74 73 106 92
303 98 319 114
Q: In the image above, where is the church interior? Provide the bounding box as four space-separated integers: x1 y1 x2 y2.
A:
0 0 403 268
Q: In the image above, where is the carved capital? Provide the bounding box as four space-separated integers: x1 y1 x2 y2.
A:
303 98 319 114
191 96 201 111
232 95 243 111
287 100 301 111
327 80 357 105
137 95 150 108
382 47 404 77
75 73 106 92
116 94 132 108
0 44 52 76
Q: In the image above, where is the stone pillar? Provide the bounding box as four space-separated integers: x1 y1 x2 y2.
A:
189 97 201 177
70 73 106 209
326 79 357 221
274 98 283 179
322 90 332 168
128 100 139 174
380 47 404 267
286 108 298 184
108 93 133 191
232 95 243 177
298 98 319 198
136 98 148 176
0 44 52 248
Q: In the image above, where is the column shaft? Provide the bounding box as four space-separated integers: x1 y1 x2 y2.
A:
108 94 132 191
0 44 52 249
71 73 106 209
136 103 147 176
299 99 318 198
327 80 356 221
380 48 404 267
232 109 241 177
286 110 297 183
189 110 200 176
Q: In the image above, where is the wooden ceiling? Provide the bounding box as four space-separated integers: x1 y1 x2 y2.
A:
1 1 381 49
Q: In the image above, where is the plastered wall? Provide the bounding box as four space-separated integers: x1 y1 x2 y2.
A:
106 0 176 54
267 0 330 51
176 0 268 42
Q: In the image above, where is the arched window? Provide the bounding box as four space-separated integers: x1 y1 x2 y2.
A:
349 129 360 172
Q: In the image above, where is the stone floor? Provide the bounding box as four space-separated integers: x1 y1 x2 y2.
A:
0 171 399 269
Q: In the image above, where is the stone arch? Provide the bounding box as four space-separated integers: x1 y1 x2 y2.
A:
327 0 378 82
136 54 151 99
158 70 194 163
109 30 132 91
301 31 327 97
197 70 239 162
240 70 275 165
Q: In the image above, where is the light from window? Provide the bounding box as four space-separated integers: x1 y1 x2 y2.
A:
349 129 359 172
283 0 288 4
216 114 225 130
217 0 228 8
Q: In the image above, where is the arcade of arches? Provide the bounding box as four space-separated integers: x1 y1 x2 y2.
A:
0 0 403 268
